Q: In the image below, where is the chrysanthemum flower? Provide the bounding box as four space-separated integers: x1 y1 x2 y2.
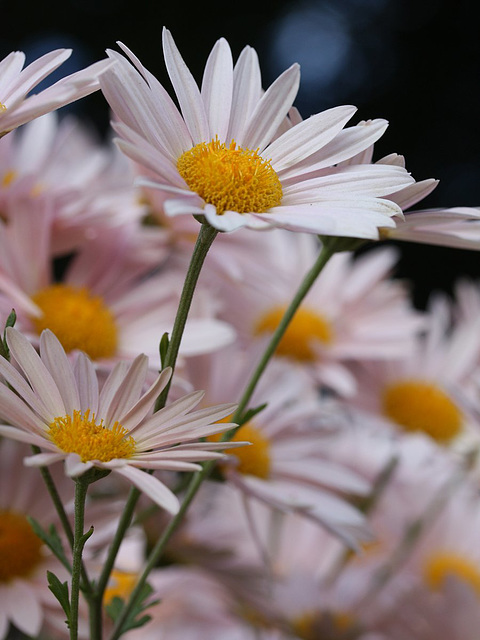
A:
99 29 414 236
0 205 235 363
0 328 240 514
0 49 110 136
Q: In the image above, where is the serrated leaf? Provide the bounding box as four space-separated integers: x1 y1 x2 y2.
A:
28 517 71 571
106 583 160 634
47 571 71 619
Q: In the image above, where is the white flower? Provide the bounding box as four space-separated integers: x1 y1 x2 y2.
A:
0 328 241 514
99 29 414 237
0 49 110 135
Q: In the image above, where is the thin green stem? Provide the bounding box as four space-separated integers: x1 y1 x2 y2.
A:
108 241 336 640
70 478 90 640
155 222 218 411
94 222 218 635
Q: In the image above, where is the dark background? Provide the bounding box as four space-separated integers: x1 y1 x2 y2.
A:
2 0 480 308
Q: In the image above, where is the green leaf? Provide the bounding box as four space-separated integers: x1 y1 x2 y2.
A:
47 570 71 620
240 403 268 425
28 518 71 571
159 332 170 369
105 583 160 634
0 309 16 361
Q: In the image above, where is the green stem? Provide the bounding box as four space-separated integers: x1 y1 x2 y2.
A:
155 222 218 411
108 241 336 640
95 222 218 635
70 478 90 640
232 241 335 424
32 445 93 598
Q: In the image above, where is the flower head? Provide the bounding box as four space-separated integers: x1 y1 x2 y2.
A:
0 49 110 136
100 29 414 237
0 328 240 514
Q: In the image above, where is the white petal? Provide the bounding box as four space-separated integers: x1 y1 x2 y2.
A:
39 330 80 415
201 38 233 141
113 465 180 513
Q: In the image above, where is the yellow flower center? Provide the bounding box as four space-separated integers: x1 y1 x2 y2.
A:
47 409 136 462
381 379 462 442
104 570 138 606
0 510 44 582
1 169 17 187
31 284 118 360
255 306 333 362
292 610 357 640
210 421 271 479
0 102 6 112
177 138 283 215
424 551 480 596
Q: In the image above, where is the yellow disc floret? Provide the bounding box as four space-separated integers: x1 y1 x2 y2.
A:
382 379 462 442
177 137 283 215
104 570 138 606
424 551 480 596
255 305 333 362
292 610 357 640
48 410 136 462
31 284 118 360
0 510 44 582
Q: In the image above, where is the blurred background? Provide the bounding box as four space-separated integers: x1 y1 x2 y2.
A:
1 0 479 308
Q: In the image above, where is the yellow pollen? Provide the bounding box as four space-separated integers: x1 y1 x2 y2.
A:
0 510 44 582
424 551 480 596
0 102 6 112
292 610 357 640
382 379 462 442
31 284 118 360
47 409 136 462
1 169 17 187
177 137 283 215
255 306 333 362
104 570 138 606
209 421 271 479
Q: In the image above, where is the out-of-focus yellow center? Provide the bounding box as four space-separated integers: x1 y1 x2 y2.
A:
0 510 44 582
31 284 118 360
104 570 138 606
1 169 16 187
255 306 333 362
292 610 356 640
0 103 6 112
381 379 462 442
48 409 136 463
424 552 480 596
210 420 271 479
177 137 283 215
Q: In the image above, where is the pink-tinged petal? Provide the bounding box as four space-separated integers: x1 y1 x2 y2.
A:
0 424 50 447
0 52 26 93
203 206 248 232
133 390 205 438
268 105 356 171
64 453 94 477
3 49 71 104
6 581 43 637
74 353 99 415
0 608 8 640
113 465 180 513
0 358 54 426
163 198 207 217
126 459 202 472
201 38 233 141
388 177 439 210
274 459 370 494
116 43 192 152
281 165 414 203
104 354 148 426
240 64 300 152
24 452 66 466
39 330 80 415
181 318 236 355
227 46 262 142
119 367 171 432
278 119 389 180
162 28 209 145
6 327 65 418
0 272 40 316
97 360 130 417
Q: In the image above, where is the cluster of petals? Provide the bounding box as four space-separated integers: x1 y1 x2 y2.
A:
99 28 415 237
0 328 241 514
0 49 110 136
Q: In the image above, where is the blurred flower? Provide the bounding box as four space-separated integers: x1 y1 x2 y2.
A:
100 29 414 237
0 328 241 514
0 49 110 136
